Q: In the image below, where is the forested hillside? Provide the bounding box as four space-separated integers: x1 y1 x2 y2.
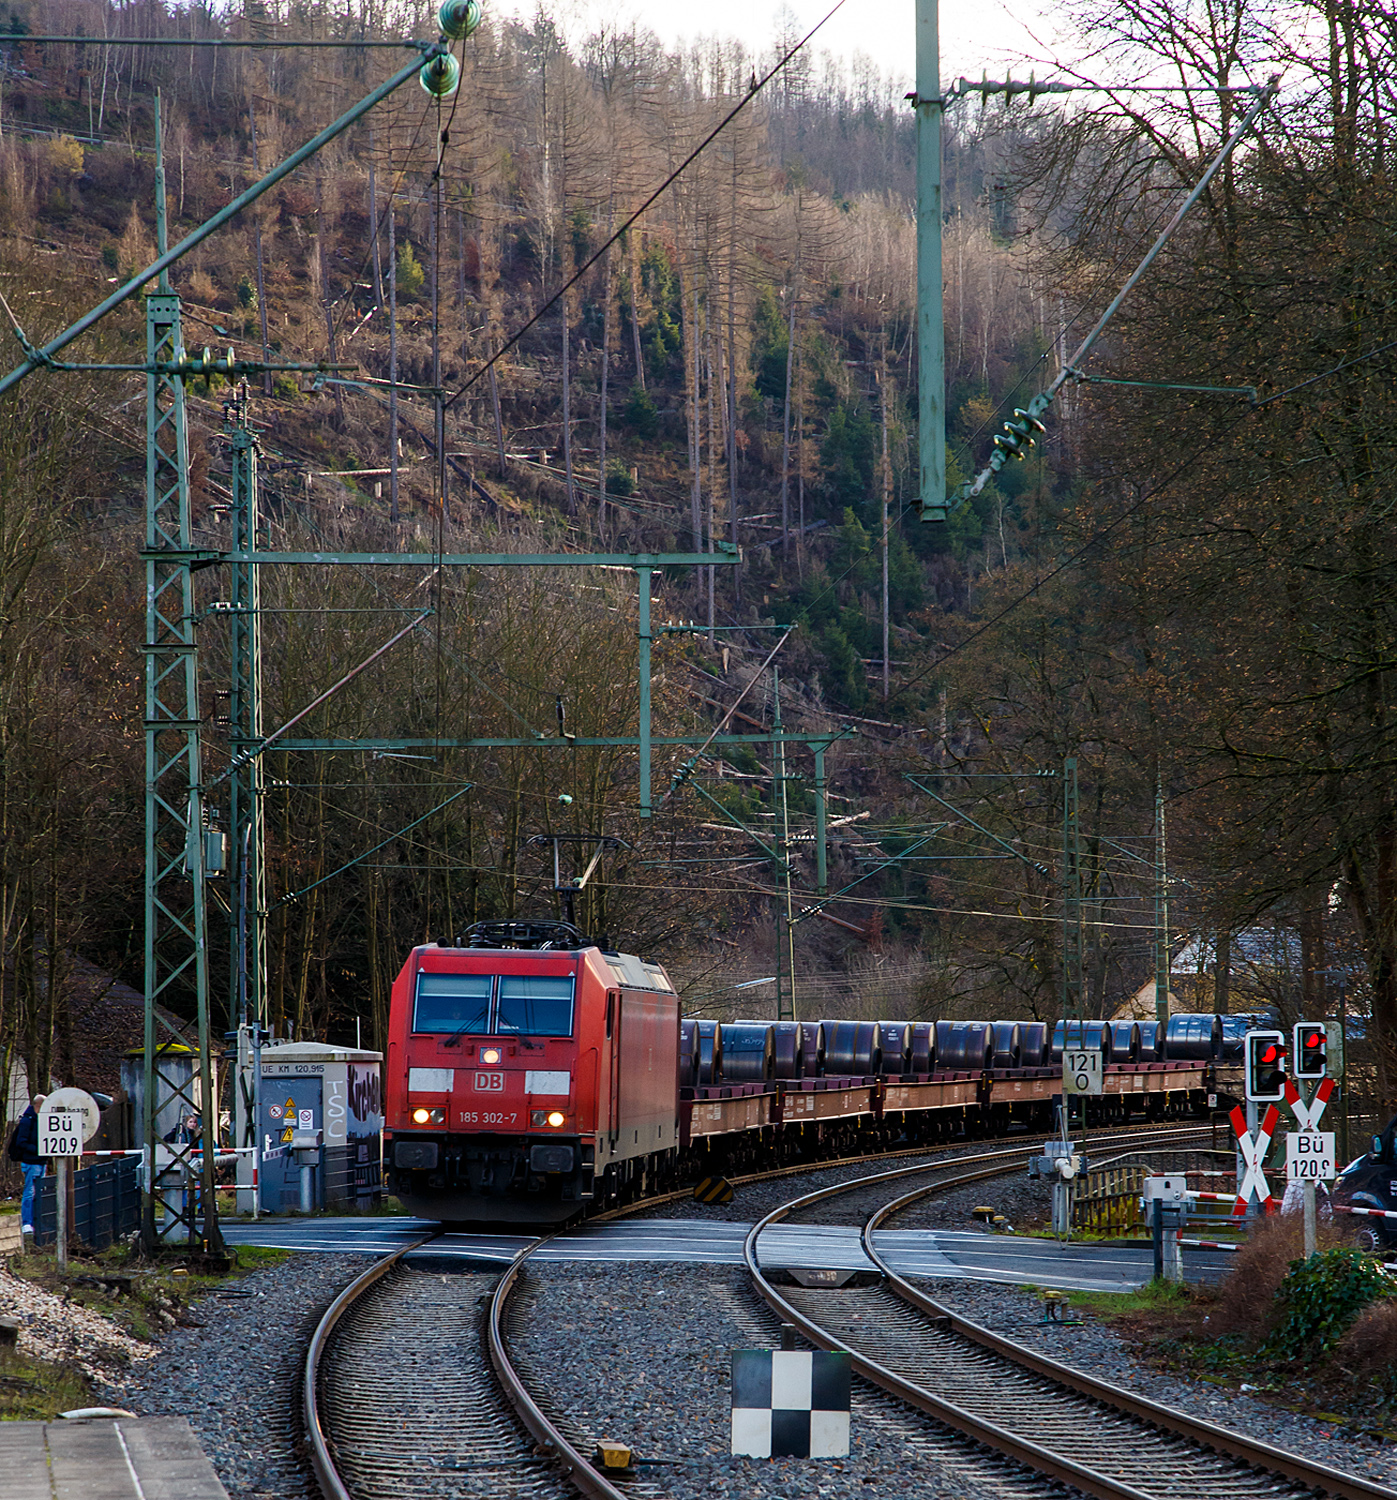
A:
1 0 1394 1114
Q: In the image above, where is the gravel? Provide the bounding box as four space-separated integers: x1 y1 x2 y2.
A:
508 1260 1065 1500
94 1250 373 1500
36 1234 1389 1500
0 1265 157 1385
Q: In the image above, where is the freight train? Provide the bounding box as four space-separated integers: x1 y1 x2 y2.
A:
382 921 1230 1225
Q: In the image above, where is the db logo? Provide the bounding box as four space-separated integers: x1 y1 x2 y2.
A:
474 1072 505 1093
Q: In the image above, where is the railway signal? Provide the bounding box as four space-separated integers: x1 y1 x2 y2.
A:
1244 1029 1287 1102
1292 1022 1327 1079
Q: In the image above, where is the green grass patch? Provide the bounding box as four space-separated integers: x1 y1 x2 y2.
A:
1065 1277 1196 1315
362 1196 411 1216
230 1245 292 1272
0 1347 93 1421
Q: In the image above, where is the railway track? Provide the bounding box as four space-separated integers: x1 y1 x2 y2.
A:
304 1235 632 1500
746 1154 1392 1500
301 1121 1212 1499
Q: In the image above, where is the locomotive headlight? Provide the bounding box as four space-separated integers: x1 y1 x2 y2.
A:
412 1107 432 1124
481 1046 502 1065
546 1110 566 1128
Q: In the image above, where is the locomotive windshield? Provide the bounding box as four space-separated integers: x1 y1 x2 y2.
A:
412 971 574 1037
497 975 574 1036
414 973 493 1033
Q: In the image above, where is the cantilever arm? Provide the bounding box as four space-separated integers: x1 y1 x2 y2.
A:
0 41 443 399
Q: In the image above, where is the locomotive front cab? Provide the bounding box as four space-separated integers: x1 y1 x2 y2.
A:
385 930 600 1223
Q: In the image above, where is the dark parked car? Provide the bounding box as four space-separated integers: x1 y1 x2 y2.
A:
1333 1115 1397 1249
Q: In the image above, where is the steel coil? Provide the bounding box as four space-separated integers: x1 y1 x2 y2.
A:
1109 1020 1141 1063
799 1021 825 1077
770 1021 804 1078
877 1021 912 1075
719 1023 775 1081
1050 1019 1113 1064
1217 1016 1249 1062
990 1020 1022 1070
1137 1020 1162 1061
694 1019 723 1086
939 1021 993 1071
1164 1012 1221 1060
1019 1021 1049 1067
821 1020 882 1077
909 1021 935 1074
679 1018 700 1089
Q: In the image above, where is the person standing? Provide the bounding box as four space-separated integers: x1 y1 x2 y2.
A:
7 1093 48 1242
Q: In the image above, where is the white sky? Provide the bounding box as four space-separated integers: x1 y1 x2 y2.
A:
488 0 1061 95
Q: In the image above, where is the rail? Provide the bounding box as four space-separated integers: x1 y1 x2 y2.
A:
740 1148 1148 1499
304 1230 630 1500
486 1234 633 1500
303 1234 434 1500
856 1177 1394 1500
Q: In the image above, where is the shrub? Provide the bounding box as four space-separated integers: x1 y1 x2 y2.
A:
1206 1215 1337 1341
1332 1298 1397 1397
604 460 635 497
235 274 257 312
186 269 217 305
1264 1248 1396 1357
47 134 84 178
621 383 657 440
396 241 424 299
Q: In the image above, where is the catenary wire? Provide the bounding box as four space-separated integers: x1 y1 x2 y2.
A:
438 0 851 415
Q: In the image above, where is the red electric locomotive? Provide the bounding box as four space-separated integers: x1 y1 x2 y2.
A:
383 920 680 1224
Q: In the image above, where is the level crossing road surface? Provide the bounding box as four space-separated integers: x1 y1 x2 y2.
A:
222 1216 1236 1291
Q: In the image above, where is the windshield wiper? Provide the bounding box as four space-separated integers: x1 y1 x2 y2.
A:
442 1020 485 1048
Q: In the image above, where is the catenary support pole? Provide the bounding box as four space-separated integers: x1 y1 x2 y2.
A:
638 567 652 817
915 0 946 521
142 94 222 1255
1062 758 1084 1137
1155 777 1169 1028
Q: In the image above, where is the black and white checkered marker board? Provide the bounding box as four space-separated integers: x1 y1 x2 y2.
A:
730 1349 851 1458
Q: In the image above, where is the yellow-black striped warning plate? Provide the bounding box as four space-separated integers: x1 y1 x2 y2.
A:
693 1175 735 1204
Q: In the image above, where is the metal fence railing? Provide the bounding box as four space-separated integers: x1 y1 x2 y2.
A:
32 1156 141 1250
1070 1149 1239 1234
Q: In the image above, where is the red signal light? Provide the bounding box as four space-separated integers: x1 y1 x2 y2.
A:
1261 1044 1278 1063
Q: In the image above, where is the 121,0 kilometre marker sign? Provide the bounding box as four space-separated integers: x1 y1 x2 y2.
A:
1286 1131 1336 1182
1063 1050 1103 1096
